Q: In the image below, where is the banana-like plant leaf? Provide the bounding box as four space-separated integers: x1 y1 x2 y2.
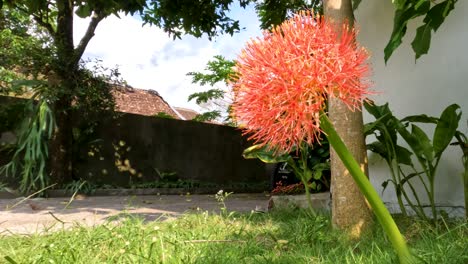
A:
367 141 390 161
395 145 413 166
242 144 289 163
400 171 424 186
401 114 438 124
433 104 461 157
364 115 390 136
411 124 434 163
397 123 430 170
364 101 392 119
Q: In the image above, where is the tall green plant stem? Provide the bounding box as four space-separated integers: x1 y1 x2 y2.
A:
320 112 412 263
285 157 317 216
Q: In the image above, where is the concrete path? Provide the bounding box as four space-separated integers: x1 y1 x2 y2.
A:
0 193 271 235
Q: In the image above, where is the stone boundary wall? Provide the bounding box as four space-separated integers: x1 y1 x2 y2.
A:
0 96 268 188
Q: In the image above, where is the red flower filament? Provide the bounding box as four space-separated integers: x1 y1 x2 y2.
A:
231 12 371 153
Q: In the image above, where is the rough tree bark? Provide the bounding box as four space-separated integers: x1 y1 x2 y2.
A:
323 0 373 238
47 0 106 185
48 0 76 185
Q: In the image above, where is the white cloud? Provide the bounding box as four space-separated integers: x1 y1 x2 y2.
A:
73 6 261 111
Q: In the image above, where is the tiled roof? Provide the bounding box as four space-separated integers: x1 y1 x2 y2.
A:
174 107 199 120
113 86 182 119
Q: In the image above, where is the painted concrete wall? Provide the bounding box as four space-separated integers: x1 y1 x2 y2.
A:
75 112 268 188
355 1 467 215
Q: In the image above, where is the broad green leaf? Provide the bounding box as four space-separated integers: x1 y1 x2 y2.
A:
424 0 456 32
433 104 461 157
395 145 413 166
397 123 430 169
352 0 362 10
392 0 409 10
400 171 424 186
364 115 390 136
75 4 92 18
385 1 430 63
367 141 390 161
364 101 392 119
411 23 432 60
364 121 379 136
401 114 438 124
411 124 434 162
242 144 289 163
414 0 428 10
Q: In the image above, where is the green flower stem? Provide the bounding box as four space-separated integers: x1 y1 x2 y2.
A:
319 112 412 264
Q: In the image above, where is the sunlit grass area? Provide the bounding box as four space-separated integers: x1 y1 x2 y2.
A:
1 208 466 264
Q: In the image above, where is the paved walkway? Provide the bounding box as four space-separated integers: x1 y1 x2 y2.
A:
0 193 271 235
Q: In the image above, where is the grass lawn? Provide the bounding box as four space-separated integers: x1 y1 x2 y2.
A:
1 208 466 264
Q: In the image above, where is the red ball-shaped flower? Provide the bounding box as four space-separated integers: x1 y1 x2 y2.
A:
231 12 371 153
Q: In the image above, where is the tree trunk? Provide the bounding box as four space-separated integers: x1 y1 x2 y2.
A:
323 0 373 238
48 0 76 186
48 95 73 186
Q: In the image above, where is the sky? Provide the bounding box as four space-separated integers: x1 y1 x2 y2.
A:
73 4 262 112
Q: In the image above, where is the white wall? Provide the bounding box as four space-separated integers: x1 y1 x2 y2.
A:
355 1 467 216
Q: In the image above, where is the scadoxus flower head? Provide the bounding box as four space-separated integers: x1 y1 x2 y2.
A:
231 11 371 153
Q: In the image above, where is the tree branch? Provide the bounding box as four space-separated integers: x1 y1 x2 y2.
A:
73 11 105 66
13 4 56 37
32 14 56 37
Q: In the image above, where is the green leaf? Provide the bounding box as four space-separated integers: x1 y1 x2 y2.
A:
312 163 329 180
352 0 362 10
188 89 225 104
392 0 409 10
381 179 392 194
75 4 92 18
367 141 390 161
364 101 392 119
303 168 313 182
364 114 391 136
242 144 290 163
400 171 424 186
192 111 221 122
385 1 430 63
397 123 432 167
401 114 438 124
4 255 19 264
433 104 461 157
411 23 432 60
424 0 456 32
411 124 434 162
395 145 413 166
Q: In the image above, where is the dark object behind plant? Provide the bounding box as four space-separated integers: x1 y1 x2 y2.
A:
271 142 331 193
244 139 330 194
